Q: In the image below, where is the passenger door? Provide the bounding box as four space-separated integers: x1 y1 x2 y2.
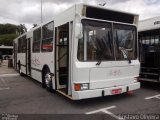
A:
55 23 70 94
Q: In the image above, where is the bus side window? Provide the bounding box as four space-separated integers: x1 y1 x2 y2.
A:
21 36 27 53
41 21 54 52
33 27 41 53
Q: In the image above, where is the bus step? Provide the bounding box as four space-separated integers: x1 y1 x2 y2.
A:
140 72 159 76
140 68 159 73
141 67 159 70
139 78 160 82
140 73 159 80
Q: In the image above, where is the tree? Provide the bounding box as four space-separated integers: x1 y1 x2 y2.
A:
0 23 27 46
0 34 18 46
33 24 38 28
16 24 27 35
0 24 17 35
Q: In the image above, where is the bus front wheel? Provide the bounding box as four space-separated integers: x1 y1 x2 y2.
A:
43 68 53 92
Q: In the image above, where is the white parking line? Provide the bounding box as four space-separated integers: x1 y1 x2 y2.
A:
1 77 8 87
86 106 116 114
86 106 124 120
0 77 10 90
0 74 19 77
0 87 10 90
145 94 160 100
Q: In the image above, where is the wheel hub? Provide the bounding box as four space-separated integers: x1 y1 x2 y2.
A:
45 73 51 87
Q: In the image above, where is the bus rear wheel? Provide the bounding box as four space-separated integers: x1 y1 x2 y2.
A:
43 68 53 92
4 56 9 60
18 62 23 76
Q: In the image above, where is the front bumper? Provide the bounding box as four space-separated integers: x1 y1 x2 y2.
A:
72 82 140 100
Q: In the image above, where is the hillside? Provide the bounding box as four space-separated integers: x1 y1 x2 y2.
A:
0 33 18 46
0 24 27 46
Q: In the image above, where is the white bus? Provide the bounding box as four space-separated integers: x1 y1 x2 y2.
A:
0 45 13 60
13 4 140 100
138 17 160 82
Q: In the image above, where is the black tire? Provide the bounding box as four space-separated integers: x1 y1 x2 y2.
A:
43 68 53 92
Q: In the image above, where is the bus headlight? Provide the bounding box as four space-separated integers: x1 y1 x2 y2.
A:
81 83 89 90
74 83 89 91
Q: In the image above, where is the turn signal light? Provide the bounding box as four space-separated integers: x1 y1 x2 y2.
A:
74 83 89 91
74 84 81 91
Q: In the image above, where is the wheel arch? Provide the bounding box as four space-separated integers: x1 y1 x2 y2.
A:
4 55 9 60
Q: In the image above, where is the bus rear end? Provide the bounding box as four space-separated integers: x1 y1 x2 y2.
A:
72 4 140 100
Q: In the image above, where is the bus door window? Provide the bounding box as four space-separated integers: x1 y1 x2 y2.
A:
58 32 68 85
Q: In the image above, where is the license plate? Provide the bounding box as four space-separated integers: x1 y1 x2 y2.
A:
111 88 122 95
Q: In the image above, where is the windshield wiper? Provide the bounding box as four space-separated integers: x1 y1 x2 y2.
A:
96 32 111 66
115 31 131 64
119 47 131 64
96 50 105 65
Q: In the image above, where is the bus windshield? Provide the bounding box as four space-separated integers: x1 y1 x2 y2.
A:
77 19 137 61
114 24 137 61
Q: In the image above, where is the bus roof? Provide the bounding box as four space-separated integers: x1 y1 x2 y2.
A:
31 3 139 28
14 3 139 41
82 3 138 16
29 3 139 29
138 16 160 32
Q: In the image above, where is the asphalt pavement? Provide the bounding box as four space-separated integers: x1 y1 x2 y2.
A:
0 60 17 75
0 61 159 120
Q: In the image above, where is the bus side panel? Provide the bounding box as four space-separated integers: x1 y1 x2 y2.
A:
30 53 55 84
